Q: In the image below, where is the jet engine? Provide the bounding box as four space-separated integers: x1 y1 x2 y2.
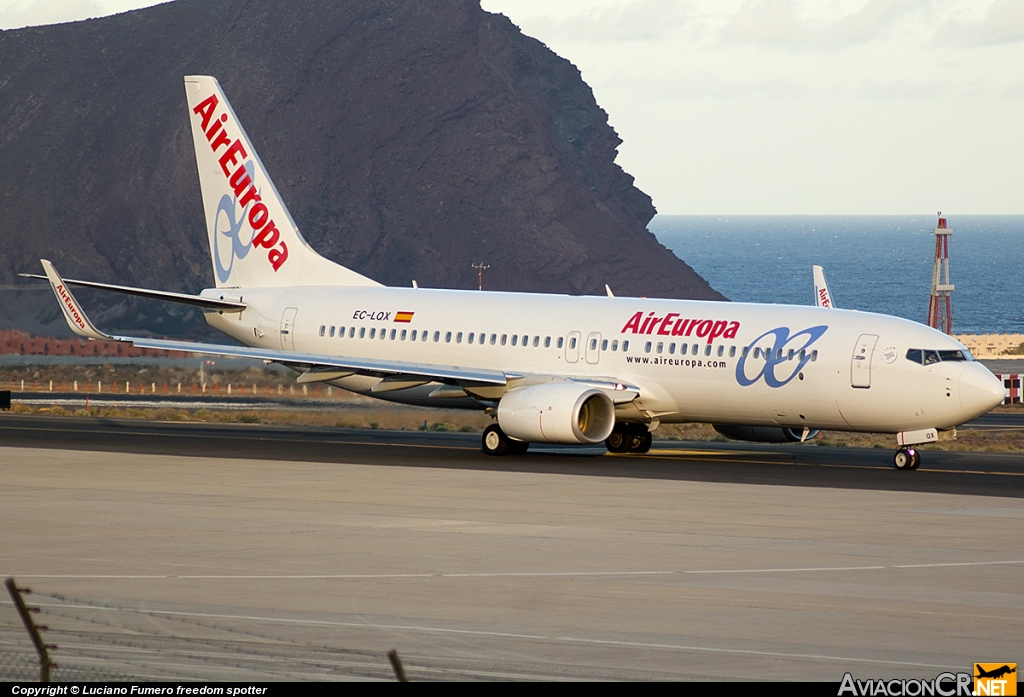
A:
497 383 616 444
713 424 820 443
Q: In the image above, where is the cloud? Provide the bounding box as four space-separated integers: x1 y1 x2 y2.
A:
494 0 701 43
933 0 1024 45
0 0 104 29
719 0 933 50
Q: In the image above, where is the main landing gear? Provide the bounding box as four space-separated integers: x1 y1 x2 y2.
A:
893 447 921 470
605 425 653 454
481 424 529 456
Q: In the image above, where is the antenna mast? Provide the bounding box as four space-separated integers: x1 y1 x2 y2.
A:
927 213 954 335
471 263 489 291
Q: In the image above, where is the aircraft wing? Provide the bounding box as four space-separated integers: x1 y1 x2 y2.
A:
130 337 509 385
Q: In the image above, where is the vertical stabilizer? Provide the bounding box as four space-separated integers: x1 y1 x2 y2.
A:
812 265 835 309
184 76 380 289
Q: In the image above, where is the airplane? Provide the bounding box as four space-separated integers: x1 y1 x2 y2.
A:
976 665 1016 680
31 75 1005 469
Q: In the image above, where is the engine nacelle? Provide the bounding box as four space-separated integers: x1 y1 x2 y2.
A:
713 424 820 443
497 383 616 444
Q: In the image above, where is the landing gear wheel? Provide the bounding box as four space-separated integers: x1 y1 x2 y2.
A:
482 424 510 456
508 438 530 455
482 424 528 456
893 447 918 470
605 431 632 454
630 431 653 454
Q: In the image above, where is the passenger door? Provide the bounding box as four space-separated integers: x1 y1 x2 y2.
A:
851 333 878 388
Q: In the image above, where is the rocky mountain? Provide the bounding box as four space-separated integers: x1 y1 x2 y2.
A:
0 0 724 338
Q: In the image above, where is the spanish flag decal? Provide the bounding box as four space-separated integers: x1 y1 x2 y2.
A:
394 311 415 323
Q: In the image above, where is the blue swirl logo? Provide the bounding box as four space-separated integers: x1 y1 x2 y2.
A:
735 325 828 388
212 162 255 284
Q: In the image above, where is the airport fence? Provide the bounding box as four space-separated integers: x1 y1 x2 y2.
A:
1 578 408 682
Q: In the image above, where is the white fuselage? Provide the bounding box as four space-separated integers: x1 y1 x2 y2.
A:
201 285 1003 433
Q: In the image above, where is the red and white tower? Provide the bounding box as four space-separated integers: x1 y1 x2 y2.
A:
927 213 954 334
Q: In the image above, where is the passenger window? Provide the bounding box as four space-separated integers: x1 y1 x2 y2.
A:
601 339 608 351
742 346 748 358
622 340 630 351
512 335 518 346
753 347 760 359
691 344 698 356
557 337 564 349
545 337 552 348
468 332 474 344
776 349 783 360
592 339 599 351
349 327 355 338
501 334 507 346
522 335 529 346
445 331 452 343
434 331 440 342
811 350 818 361
668 343 675 355
787 349 794 360
611 340 619 351
491 334 497 345
644 341 652 353
656 342 663 354
359 327 366 339
329 326 335 337
533 336 539 347
729 346 736 358
381 328 387 340
704 345 712 356
717 345 724 357
319 325 326 337
411 330 417 341
369 328 376 339
390 329 396 340
401 329 407 341
456 332 463 344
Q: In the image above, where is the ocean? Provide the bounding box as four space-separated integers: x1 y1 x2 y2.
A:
650 215 1024 335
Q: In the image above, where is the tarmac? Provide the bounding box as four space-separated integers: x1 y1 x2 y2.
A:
0 415 1021 681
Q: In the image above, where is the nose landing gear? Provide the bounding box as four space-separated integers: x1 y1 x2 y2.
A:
893 447 921 470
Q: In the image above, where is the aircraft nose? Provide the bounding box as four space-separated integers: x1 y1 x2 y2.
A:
959 363 1005 420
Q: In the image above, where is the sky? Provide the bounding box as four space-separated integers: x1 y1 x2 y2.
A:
1 0 1022 215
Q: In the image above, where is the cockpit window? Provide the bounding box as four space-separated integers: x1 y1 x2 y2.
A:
906 348 971 365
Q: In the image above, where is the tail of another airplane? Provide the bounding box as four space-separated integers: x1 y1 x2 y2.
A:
184 76 380 289
812 265 835 309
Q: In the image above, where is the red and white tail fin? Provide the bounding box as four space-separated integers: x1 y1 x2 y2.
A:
812 265 835 309
184 76 380 289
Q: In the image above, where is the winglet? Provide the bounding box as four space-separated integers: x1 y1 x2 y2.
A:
812 265 835 309
40 259 113 340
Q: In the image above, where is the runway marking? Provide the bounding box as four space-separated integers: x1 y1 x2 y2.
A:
558 636 958 670
11 559 1023 580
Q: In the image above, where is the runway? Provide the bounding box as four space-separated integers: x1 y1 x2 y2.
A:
1 414 1022 681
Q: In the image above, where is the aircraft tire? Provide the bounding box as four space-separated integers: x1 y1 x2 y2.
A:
893 448 915 470
508 438 530 455
909 450 921 470
482 424 511 456
605 431 632 454
630 432 653 454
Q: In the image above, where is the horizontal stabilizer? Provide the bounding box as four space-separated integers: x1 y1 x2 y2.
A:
21 273 245 311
